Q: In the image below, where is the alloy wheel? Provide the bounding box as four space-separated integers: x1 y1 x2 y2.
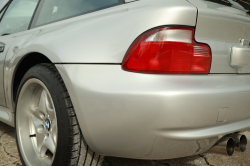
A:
16 78 57 166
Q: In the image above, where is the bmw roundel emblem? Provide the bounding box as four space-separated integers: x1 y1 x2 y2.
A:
45 120 50 131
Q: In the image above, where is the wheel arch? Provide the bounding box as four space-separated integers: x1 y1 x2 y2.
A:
12 52 52 104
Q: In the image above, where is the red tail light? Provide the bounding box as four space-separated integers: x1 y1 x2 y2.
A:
122 27 211 74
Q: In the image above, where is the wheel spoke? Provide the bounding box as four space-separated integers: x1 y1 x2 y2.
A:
32 115 43 128
36 132 46 154
44 134 56 154
50 121 57 145
46 99 55 121
32 108 45 121
32 115 46 154
38 89 56 120
37 90 48 116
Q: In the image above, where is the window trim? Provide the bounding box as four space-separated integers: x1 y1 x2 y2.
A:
0 0 11 13
29 0 125 29
28 0 41 29
0 0 11 22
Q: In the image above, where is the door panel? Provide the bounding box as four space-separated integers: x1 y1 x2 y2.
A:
188 0 250 73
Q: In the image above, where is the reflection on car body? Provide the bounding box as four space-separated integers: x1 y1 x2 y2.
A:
0 0 250 165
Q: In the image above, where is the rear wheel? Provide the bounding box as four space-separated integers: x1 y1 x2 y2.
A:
15 64 104 166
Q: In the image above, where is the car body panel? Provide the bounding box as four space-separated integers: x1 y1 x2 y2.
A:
0 106 14 126
1 0 197 112
1 0 250 160
4 31 39 111
56 64 250 159
0 32 24 107
22 0 196 63
189 0 250 73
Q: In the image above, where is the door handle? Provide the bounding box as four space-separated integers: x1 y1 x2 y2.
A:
0 46 4 53
230 39 250 68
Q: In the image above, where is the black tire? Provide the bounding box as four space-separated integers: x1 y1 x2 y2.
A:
15 64 104 166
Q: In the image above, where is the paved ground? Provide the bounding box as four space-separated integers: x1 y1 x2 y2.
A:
1 121 250 166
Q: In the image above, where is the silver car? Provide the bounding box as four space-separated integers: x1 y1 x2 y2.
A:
0 0 250 165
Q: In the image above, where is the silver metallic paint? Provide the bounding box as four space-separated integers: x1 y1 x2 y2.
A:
2 0 197 119
0 0 250 160
0 105 14 126
27 0 196 63
231 45 250 68
0 32 23 107
189 0 250 73
56 64 250 159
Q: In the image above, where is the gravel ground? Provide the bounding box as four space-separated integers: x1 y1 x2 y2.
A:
1 121 250 166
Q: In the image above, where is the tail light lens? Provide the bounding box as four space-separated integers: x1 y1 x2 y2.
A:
122 27 211 74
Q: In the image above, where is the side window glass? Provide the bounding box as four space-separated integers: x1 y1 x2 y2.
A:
35 0 124 27
0 0 39 36
0 0 9 10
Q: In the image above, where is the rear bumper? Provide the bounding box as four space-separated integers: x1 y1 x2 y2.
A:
56 64 250 159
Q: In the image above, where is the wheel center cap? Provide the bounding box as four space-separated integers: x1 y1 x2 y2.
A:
45 119 50 131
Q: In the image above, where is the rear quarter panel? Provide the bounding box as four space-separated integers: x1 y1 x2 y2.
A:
4 0 197 117
14 0 197 63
